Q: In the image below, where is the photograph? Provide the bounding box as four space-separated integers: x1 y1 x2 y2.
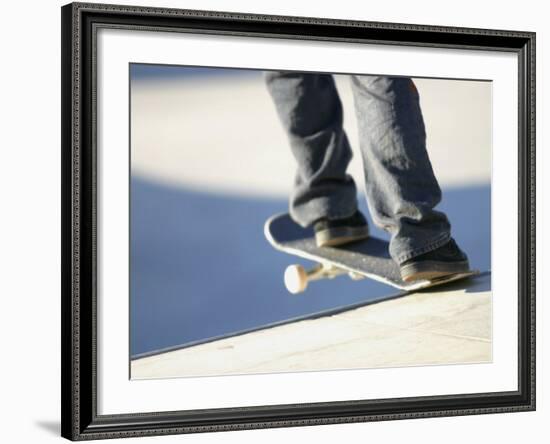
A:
129 64 492 379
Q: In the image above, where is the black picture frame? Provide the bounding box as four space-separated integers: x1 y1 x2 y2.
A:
61 2 536 440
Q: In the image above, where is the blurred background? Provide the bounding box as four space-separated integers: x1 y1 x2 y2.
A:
130 64 491 360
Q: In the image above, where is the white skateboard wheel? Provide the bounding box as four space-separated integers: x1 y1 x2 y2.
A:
284 264 308 294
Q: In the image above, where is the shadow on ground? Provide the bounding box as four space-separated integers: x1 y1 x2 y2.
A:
35 420 59 436
130 176 490 357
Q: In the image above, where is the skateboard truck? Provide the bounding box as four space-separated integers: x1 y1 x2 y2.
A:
284 262 364 294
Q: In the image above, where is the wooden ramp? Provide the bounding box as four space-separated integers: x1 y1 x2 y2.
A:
131 273 491 379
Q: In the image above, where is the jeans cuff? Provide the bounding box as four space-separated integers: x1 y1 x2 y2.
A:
394 232 451 265
290 196 357 227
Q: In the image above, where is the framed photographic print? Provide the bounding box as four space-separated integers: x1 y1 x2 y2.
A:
61 2 536 440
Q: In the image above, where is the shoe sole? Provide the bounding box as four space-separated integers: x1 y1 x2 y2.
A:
315 226 369 248
400 260 470 283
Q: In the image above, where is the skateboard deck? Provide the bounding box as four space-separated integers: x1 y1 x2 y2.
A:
265 213 478 294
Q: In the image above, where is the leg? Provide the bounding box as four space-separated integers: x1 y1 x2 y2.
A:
350 75 452 265
264 71 358 227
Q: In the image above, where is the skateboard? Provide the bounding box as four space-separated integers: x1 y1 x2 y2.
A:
265 213 478 294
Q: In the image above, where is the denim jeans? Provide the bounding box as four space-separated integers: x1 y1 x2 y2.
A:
264 72 451 264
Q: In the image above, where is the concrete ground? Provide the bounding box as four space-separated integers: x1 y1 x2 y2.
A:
132 273 491 378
